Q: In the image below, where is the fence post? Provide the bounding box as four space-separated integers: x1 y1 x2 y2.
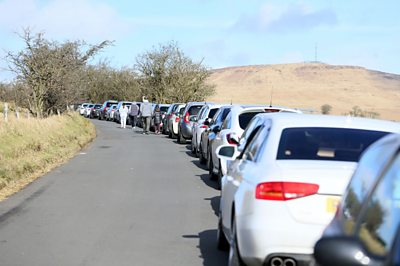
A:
3 102 8 122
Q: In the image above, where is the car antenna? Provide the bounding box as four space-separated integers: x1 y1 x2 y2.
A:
269 86 273 107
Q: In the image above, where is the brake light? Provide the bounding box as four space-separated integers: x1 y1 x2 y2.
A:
226 133 238 145
183 112 190 124
200 125 208 129
175 116 180 123
255 182 319 201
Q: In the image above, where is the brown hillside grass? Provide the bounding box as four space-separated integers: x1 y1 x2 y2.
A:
206 63 400 121
0 112 96 201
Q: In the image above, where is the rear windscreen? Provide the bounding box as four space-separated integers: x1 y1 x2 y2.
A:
208 108 218 118
239 111 263 129
188 105 203 116
160 106 169 113
277 128 389 162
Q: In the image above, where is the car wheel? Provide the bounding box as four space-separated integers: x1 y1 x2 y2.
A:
191 140 196 155
217 212 229 251
229 218 246 266
217 164 223 190
178 131 185 144
208 150 217 180
199 143 206 165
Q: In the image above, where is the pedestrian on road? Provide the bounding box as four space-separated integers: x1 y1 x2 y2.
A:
153 105 162 134
140 96 152 134
119 103 129 129
129 103 139 129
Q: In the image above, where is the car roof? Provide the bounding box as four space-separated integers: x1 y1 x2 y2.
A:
258 113 400 132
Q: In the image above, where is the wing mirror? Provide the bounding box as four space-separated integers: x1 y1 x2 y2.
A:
216 145 237 160
212 125 221 134
314 236 381 266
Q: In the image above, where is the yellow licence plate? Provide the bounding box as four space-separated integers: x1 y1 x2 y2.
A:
326 197 340 213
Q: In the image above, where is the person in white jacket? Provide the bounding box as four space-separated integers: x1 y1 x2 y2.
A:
119 104 129 128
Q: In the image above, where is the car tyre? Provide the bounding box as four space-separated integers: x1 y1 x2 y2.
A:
229 218 246 266
208 149 217 180
217 164 223 190
217 212 229 251
199 143 206 165
178 130 186 144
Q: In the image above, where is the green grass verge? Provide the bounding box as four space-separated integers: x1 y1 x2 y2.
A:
0 112 96 199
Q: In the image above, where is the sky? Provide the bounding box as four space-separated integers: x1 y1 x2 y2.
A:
0 0 399 81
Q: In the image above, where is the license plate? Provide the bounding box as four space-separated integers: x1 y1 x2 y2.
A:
326 197 340 213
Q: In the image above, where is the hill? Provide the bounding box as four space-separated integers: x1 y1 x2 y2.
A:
206 63 400 121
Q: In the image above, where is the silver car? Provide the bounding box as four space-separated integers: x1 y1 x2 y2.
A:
177 102 206 144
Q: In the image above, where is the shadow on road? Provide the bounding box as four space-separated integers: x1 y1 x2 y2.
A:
182 229 228 266
191 159 208 171
204 196 220 217
196 173 220 190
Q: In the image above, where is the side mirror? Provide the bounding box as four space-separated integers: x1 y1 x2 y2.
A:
216 145 237 160
314 236 381 266
212 125 221 134
204 118 211 126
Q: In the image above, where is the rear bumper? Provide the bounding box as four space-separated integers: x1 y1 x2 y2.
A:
180 123 192 139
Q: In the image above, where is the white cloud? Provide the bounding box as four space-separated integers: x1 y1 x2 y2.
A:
233 3 337 33
0 0 132 41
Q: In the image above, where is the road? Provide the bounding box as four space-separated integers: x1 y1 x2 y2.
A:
0 119 228 266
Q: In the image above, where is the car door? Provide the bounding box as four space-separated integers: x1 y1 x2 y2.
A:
221 125 266 236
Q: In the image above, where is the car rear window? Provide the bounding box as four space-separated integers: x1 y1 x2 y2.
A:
188 105 203 116
239 111 263 129
160 106 169 113
277 128 389 162
208 108 218 118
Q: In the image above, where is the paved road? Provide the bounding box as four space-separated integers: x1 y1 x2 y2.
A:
0 120 228 266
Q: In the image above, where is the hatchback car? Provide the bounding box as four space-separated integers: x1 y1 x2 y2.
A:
163 103 184 135
98 100 118 120
209 105 301 187
216 113 400 266
191 103 224 155
177 102 206 144
314 133 400 266
168 104 186 138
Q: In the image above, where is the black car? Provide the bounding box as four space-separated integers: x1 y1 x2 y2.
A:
314 133 400 266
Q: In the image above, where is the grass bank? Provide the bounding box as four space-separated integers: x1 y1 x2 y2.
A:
0 112 96 201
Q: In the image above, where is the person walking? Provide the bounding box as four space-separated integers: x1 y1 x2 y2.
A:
153 105 162 134
140 96 152 134
119 103 129 129
129 103 139 129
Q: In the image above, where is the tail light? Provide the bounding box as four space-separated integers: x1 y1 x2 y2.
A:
183 112 190 124
175 116 180 123
226 133 238 145
200 124 208 129
255 182 319 201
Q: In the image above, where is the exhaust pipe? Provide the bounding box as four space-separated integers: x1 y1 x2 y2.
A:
270 257 283 266
283 258 296 266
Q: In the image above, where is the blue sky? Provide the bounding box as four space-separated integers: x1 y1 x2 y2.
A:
0 0 399 81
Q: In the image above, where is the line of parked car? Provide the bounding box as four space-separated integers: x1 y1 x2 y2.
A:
161 101 400 266
79 99 400 266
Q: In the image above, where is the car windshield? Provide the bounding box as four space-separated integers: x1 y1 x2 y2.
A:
188 105 203 116
238 111 263 129
277 127 389 162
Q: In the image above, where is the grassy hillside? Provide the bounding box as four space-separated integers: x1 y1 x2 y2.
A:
206 63 400 121
0 112 96 201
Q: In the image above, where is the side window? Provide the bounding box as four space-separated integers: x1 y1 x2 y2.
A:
241 126 265 162
339 142 395 235
221 113 232 130
356 153 400 257
238 117 260 153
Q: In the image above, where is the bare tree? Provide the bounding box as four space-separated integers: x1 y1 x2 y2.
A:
6 28 111 117
135 41 215 103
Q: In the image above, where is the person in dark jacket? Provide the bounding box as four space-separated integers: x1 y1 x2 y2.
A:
153 106 162 134
129 103 139 129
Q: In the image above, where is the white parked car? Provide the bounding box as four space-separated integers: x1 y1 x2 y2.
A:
168 104 186 138
190 103 225 155
216 113 400 266
209 105 301 188
79 103 90 115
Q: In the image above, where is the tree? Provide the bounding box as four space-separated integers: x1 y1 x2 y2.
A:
135 41 215 103
6 28 111 117
321 104 332 114
346 106 380 119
